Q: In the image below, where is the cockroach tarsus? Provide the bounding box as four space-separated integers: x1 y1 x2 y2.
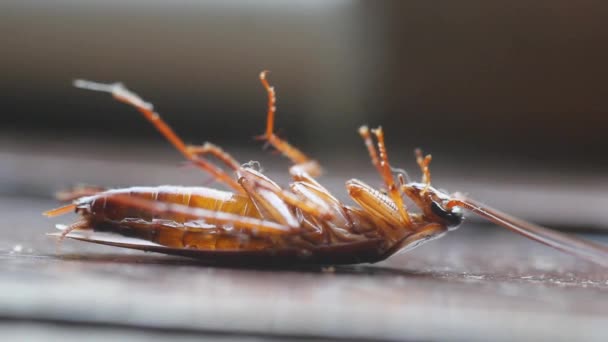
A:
45 71 608 267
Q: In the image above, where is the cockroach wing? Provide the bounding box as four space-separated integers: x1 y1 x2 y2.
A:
49 227 387 265
49 230 295 265
451 196 608 267
49 229 184 254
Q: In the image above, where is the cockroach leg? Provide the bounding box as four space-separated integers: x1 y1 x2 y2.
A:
239 168 358 242
358 126 383 176
257 71 322 178
361 125 412 202
237 168 333 230
55 185 106 202
186 142 241 171
285 170 358 231
369 127 412 226
291 180 355 230
73 80 244 194
259 183 333 221
346 179 407 241
58 220 90 241
288 161 323 180
44 203 78 217
415 148 432 193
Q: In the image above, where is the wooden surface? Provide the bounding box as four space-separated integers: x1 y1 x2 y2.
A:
1 143 608 341
2 197 608 341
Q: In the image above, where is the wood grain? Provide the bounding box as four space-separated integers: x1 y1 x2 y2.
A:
1 196 607 341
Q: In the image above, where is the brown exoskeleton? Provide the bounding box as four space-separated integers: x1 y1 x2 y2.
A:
45 72 608 266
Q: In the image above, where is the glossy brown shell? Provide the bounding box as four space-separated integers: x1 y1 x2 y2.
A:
52 230 388 266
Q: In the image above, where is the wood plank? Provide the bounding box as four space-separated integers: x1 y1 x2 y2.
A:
1 196 607 341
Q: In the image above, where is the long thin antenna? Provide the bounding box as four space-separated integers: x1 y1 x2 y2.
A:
447 195 608 267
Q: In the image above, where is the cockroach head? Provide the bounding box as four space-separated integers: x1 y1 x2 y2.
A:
402 183 463 229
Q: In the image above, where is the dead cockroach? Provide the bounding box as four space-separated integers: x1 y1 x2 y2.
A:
45 71 608 266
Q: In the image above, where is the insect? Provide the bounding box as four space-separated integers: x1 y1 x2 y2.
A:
45 71 608 266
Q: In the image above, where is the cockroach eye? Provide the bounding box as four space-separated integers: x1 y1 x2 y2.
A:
430 201 463 228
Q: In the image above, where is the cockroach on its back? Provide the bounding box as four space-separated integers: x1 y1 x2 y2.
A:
45 71 608 267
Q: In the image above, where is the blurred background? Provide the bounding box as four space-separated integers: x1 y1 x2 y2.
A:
2 2 608 341
2 0 608 226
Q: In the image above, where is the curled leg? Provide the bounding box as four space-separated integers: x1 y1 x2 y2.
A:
257 71 322 178
186 142 241 171
74 80 244 193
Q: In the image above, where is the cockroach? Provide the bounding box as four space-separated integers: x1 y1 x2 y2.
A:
45 71 608 266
